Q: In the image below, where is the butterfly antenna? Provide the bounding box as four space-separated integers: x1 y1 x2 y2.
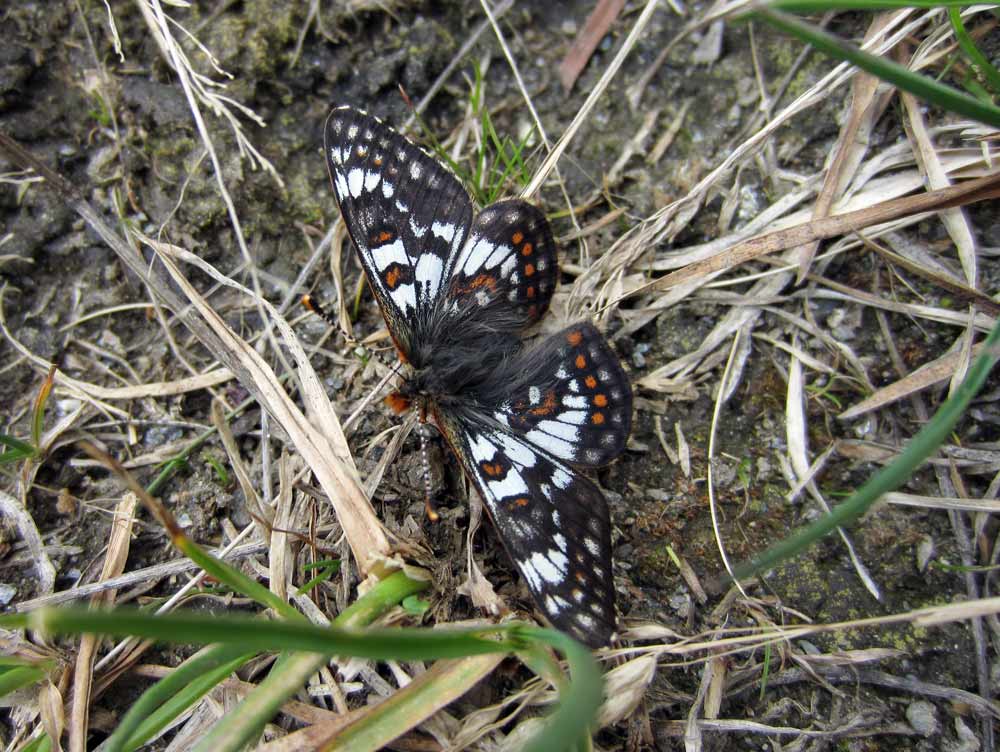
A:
301 294 340 329
417 421 439 522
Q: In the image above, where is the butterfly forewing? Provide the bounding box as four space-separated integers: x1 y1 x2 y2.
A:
324 106 473 355
445 199 557 327
434 409 616 647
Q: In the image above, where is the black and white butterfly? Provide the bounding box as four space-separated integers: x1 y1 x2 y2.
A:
323 105 632 647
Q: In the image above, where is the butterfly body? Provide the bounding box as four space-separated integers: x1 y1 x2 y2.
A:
325 105 631 647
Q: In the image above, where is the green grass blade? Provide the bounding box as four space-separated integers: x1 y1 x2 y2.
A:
949 8 1000 95
188 570 432 752
17 613 510 662
173 536 302 621
516 627 604 752
104 645 254 752
0 434 38 464
770 0 995 10
733 318 1000 580
0 665 47 696
751 8 1000 128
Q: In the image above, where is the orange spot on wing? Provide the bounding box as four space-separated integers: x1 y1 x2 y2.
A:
594 394 608 407
584 375 598 389
521 242 533 256
591 412 605 425
525 263 535 277
385 393 410 414
373 156 383 166
567 330 583 346
385 267 401 289
529 390 558 416
512 231 524 244
482 461 505 477
526 286 536 299
377 230 394 243
513 497 530 507
457 273 497 294
575 354 587 369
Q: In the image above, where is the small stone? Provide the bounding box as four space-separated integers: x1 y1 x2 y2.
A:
0 584 16 605
906 700 938 737
916 535 935 572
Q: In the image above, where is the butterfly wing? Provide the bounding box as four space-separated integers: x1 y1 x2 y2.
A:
444 199 558 328
433 408 616 648
324 106 473 356
483 323 632 467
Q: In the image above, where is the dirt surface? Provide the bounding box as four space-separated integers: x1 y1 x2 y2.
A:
2 1 998 750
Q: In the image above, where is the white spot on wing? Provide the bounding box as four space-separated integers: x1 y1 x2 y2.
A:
334 172 349 199
348 124 358 139
534 420 579 443
469 433 498 463
585 537 600 556
576 613 597 630
555 410 588 426
496 433 537 468
388 282 416 312
487 472 529 499
431 221 457 244
347 168 365 198
415 253 444 302
500 253 517 278
372 238 409 271
525 429 575 460
458 237 498 275
562 395 587 408
524 550 567 590
484 242 510 270
364 171 380 193
382 181 395 198
552 466 573 490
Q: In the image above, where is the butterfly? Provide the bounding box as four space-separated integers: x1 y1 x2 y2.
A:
323 105 632 647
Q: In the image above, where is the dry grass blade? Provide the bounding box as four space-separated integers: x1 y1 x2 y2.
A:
786 344 880 599
795 12 896 281
898 55 979 286
839 339 988 420
558 0 627 92
68 495 137 752
322 654 505 750
0 490 55 595
521 0 662 199
141 236 390 574
211 399 270 536
614 170 1000 305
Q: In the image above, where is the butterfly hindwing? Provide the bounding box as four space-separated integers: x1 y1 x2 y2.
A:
434 410 616 648
324 106 473 355
486 323 632 467
445 199 557 327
